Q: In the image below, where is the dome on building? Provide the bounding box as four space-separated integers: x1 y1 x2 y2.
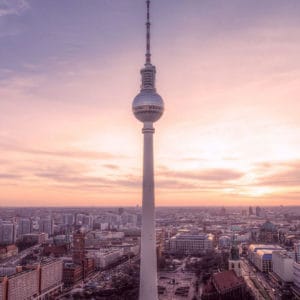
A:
260 221 277 232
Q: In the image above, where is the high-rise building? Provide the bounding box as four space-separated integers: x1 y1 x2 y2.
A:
0 221 16 245
75 214 93 228
121 212 138 227
39 218 53 236
104 212 121 228
248 206 253 215
63 214 74 226
256 206 262 217
132 1 164 299
82 215 93 228
18 218 31 237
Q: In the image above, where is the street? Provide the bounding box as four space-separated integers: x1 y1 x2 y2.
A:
241 257 277 300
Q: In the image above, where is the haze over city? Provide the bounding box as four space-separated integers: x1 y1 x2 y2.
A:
1 0 300 207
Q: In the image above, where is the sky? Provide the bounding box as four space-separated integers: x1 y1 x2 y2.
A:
1 0 300 207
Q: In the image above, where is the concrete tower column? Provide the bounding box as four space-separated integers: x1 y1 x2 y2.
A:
139 122 158 300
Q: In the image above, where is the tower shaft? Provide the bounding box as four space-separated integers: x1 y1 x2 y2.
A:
139 122 158 300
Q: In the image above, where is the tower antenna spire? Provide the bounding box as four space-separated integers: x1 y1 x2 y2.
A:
145 0 151 64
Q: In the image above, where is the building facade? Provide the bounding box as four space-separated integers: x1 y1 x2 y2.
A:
86 248 124 270
62 263 83 287
39 259 63 297
18 218 31 237
0 259 63 300
39 218 53 236
169 233 214 255
272 250 294 283
0 222 16 245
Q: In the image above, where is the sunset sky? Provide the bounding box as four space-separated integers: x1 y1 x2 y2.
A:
1 0 300 207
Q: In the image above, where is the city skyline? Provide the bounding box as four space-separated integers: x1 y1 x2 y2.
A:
1 0 300 207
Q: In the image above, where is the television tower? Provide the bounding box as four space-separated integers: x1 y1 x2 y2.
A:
132 1 164 299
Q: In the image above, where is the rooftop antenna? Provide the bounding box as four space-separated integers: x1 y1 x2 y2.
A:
145 0 151 65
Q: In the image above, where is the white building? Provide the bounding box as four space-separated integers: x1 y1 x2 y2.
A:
169 233 214 255
87 248 124 269
85 230 125 248
256 250 274 272
295 242 300 263
272 251 294 282
40 259 63 297
248 244 283 265
7 269 39 299
113 243 140 256
249 244 283 273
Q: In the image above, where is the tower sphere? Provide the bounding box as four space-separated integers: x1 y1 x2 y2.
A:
132 89 164 123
